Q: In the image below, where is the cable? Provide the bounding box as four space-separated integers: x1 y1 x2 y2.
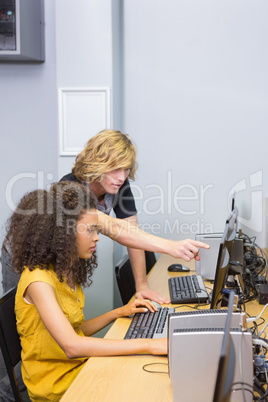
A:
249 318 266 338
253 376 267 400
231 384 254 399
247 304 268 323
253 338 268 348
238 233 268 306
259 321 268 337
142 362 169 374
236 331 246 401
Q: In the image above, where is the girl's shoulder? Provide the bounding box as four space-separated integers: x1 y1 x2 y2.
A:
20 265 58 289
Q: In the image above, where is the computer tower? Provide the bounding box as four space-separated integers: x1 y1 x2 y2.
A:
169 328 253 402
0 0 44 61
168 309 247 378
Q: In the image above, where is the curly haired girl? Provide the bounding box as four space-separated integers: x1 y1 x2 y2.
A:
7 181 166 401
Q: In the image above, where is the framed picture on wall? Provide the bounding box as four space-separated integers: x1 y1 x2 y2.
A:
58 87 111 156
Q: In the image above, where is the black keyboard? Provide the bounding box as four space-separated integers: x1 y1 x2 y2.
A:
124 307 173 339
168 274 209 304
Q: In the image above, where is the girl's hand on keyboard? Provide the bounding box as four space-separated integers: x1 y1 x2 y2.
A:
119 299 158 317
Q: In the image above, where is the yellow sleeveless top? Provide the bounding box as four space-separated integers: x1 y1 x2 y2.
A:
15 267 88 401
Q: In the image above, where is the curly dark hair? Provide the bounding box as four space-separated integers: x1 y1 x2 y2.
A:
6 181 98 287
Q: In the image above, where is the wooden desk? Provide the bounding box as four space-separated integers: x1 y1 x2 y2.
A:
61 255 268 402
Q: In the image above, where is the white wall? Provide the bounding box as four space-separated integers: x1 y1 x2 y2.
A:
0 1 58 295
122 0 268 248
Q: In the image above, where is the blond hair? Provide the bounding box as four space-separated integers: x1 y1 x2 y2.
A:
72 130 137 183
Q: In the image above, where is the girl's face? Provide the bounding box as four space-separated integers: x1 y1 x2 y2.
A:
76 209 99 259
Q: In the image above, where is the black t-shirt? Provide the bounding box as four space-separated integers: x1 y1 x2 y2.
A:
60 173 137 219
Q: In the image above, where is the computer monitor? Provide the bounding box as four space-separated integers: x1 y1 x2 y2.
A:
228 238 246 294
210 208 238 309
224 204 246 294
213 291 236 402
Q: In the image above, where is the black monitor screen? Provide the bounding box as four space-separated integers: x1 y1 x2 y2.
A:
210 208 238 309
213 291 236 402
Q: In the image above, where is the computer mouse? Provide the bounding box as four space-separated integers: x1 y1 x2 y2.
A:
167 264 190 273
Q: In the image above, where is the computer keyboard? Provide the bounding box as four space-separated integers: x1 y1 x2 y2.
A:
168 274 209 304
124 306 174 339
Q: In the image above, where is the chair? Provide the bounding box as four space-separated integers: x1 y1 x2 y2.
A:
145 251 156 274
115 251 156 304
0 287 23 402
1 240 20 294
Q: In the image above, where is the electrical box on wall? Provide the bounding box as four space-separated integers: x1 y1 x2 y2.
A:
0 0 44 61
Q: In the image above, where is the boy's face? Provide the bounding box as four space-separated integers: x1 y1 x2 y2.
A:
98 168 130 195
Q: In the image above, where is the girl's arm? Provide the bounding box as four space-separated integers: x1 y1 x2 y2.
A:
24 281 167 358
